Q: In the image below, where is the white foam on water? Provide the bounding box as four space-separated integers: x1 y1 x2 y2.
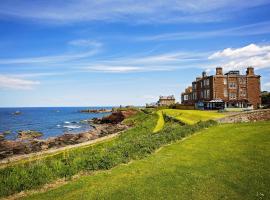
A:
64 121 70 124
63 125 81 129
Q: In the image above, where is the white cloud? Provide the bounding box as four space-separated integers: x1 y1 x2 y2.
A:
0 0 269 24
0 75 40 90
208 43 270 59
139 21 270 41
68 40 102 47
79 51 208 73
0 50 99 65
208 43 270 71
83 65 172 73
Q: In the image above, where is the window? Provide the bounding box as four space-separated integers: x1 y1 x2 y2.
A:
229 93 236 99
206 89 210 98
229 82 236 88
192 83 196 90
240 89 246 97
239 77 246 84
184 95 188 101
204 79 209 86
201 91 203 98
224 89 228 97
193 93 197 100
224 78 227 85
201 81 203 87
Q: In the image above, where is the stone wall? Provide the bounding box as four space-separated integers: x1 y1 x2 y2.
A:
217 109 270 123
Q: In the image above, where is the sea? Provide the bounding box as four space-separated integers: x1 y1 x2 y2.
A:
0 107 112 140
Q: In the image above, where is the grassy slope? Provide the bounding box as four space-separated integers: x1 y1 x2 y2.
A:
153 109 225 132
153 110 165 133
25 121 270 200
163 109 225 125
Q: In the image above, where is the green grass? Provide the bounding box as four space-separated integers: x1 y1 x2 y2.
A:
24 121 270 200
0 110 216 198
163 109 225 125
153 109 225 132
153 110 165 133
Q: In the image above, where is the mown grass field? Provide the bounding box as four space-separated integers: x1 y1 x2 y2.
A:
153 109 225 132
24 121 270 200
162 109 225 125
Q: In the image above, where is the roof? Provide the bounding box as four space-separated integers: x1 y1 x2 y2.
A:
159 95 175 100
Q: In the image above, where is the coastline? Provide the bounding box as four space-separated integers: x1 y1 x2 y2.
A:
0 122 128 163
0 108 138 164
0 129 127 168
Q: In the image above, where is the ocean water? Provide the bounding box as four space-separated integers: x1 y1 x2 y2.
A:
0 107 112 140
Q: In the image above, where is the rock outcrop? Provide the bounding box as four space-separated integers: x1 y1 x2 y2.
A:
100 109 138 124
79 108 111 113
17 130 43 140
0 109 135 159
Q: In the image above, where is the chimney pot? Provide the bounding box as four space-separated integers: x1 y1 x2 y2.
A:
216 67 223 75
246 67 254 76
202 71 207 77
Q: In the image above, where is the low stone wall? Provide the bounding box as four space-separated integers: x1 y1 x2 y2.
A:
217 109 270 123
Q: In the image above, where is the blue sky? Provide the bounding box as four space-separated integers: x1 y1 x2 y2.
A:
0 0 270 107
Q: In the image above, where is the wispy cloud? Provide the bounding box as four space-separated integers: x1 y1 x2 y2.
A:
0 0 269 24
79 51 208 73
0 50 99 65
88 43 270 73
83 65 173 73
139 21 270 41
68 39 102 48
0 75 40 90
0 39 102 65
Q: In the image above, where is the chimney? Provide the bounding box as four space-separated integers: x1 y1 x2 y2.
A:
246 67 254 76
216 67 223 75
202 71 207 78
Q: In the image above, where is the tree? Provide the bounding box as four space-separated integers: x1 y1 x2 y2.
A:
261 91 270 107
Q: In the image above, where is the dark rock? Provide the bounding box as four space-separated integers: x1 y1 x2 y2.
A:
17 130 43 140
2 130 11 135
80 108 111 113
100 109 138 124
0 134 4 141
13 111 22 115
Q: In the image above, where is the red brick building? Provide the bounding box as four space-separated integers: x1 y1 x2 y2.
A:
181 67 261 109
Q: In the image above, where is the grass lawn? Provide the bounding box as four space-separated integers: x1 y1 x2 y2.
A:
153 109 225 132
153 110 165 133
163 109 225 125
24 121 270 200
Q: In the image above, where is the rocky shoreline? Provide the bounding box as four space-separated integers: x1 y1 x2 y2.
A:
79 108 111 113
0 109 138 160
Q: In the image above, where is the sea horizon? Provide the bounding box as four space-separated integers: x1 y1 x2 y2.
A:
0 106 113 140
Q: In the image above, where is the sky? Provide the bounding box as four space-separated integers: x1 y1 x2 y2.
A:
0 0 270 107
